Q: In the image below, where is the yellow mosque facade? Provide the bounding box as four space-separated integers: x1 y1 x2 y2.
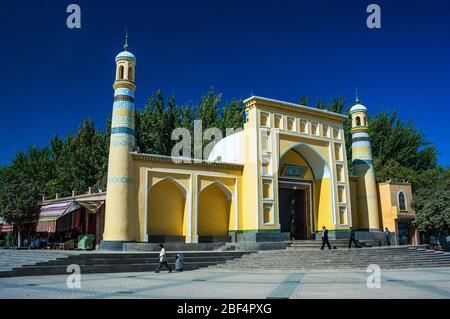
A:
99 41 419 250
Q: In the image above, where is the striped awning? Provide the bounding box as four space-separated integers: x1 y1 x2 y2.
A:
0 224 13 232
77 200 104 214
38 202 72 222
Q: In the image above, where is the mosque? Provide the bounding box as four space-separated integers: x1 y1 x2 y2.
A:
90 37 420 250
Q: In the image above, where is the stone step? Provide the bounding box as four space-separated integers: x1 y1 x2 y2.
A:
211 245 450 271
0 260 226 277
34 255 240 266
0 251 252 277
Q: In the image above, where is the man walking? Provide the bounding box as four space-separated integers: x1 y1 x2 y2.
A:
155 244 172 273
321 226 331 250
348 227 358 248
385 228 392 246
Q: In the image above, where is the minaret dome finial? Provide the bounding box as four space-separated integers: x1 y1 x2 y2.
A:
124 28 129 51
355 88 360 104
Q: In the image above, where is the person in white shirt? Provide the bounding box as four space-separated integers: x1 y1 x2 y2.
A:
155 244 172 273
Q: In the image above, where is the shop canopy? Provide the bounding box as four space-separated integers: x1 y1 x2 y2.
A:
35 199 104 233
38 202 72 222
0 216 13 232
77 200 104 214
0 224 13 232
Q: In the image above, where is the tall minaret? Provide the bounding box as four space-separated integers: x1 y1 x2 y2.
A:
102 32 137 249
350 91 380 231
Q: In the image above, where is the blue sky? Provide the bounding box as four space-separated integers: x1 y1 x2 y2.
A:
1 0 449 165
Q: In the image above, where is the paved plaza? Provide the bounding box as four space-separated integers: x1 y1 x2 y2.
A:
0 267 450 299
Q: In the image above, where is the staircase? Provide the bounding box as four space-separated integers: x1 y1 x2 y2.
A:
0 249 252 278
209 245 450 271
287 239 381 250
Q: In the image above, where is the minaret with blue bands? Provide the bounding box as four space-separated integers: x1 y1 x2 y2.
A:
102 32 137 248
350 92 381 232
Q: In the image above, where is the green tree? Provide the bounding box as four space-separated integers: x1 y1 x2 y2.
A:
220 99 245 135
0 167 40 247
138 90 175 156
412 168 450 233
54 118 108 196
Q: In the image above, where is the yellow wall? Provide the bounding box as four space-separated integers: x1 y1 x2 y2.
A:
148 178 186 236
198 183 232 236
377 182 415 231
130 157 243 243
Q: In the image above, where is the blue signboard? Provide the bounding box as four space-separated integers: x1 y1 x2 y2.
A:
283 165 308 178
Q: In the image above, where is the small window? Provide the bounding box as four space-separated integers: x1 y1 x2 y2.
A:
244 111 249 123
355 116 361 126
338 186 346 203
339 207 348 225
333 127 340 139
263 203 273 224
260 112 270 127
128 66 134 81
336 165 344 182
274 115 282 129
262 156 272 176
334 143 342 161
311 122 319 136
261 130 271 151
287 117 296 131
262 179 272 199
118 65 124 79
323 124 329 137
398 191 407 211
363 116 367 126
300 120 307 133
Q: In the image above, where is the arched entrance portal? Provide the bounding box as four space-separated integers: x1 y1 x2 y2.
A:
278 185 311 240
197 182 232 242
278 143 331 240
147 177 187 242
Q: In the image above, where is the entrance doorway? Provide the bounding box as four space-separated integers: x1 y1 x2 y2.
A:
278 181 312 240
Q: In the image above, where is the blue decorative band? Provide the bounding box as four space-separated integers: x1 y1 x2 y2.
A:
352 132 369 139
108 176 133 184
110 139 135 148
113 101 134 110
114 88 135 97
112 115 134 123
111 127 135 135
114 95 134 103
352 141 372 148
352 137 370 143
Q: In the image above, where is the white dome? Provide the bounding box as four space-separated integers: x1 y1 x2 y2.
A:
115 50 136 62
350 103 367 114
207 131 244 164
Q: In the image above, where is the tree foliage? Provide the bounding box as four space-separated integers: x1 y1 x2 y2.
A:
0 88 445 236
412 169 450 233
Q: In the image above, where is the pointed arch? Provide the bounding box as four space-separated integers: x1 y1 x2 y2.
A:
147 176 187 238
149 176 187 198
398 190 407 211
197 180 233 238
128 66 134 81
279 142 331 180
198 180 233 200
118 65 124 79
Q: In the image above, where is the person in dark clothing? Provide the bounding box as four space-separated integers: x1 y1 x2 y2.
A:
385 228 392 246
321 226 331 250
155 244 172 273
348 227 359 248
